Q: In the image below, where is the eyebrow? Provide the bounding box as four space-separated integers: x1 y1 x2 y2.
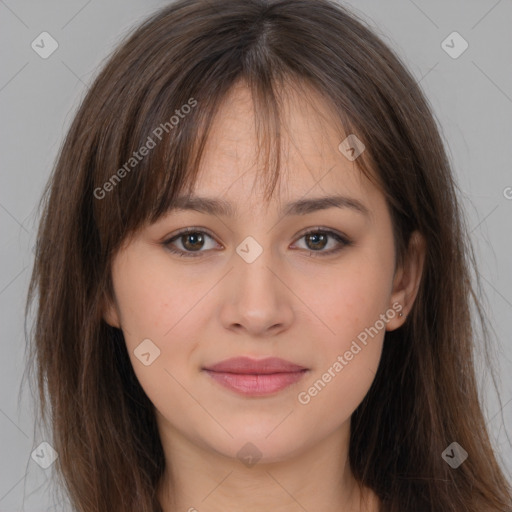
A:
167 194 370 217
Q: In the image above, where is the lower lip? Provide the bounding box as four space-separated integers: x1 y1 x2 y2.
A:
204 370 308 396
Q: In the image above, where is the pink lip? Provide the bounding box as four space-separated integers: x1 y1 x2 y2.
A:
203 357 308 396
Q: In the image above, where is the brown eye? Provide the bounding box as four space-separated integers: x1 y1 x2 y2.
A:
292 229 352 257
304 232 329 251
163 227 351 259
163 228 220 257
181 232 205 251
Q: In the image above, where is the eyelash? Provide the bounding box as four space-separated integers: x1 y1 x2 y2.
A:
162 227 352 258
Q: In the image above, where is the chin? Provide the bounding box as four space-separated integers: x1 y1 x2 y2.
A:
204 426 311 465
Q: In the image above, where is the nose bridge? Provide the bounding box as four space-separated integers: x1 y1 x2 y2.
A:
219 233 294 336
234 236 279 291
234 233 280 307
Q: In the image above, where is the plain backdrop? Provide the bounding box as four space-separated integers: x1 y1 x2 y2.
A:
1 0 511 510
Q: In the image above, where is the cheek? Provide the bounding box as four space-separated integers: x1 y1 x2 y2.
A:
112 281 205 422
314 249 395 346
295 241 394 415
110 252 211 400
112 249 210 342
296 289 387 431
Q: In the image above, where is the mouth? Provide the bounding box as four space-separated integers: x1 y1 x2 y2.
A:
202 357 309 397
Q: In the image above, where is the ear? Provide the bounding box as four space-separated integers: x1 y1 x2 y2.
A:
386 230 426 331
102 293 121 329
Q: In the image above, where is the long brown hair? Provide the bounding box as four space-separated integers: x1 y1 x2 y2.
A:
25 0 512 510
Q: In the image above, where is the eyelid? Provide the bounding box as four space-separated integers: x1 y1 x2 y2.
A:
162 226 352 257
290 226 352 255
292 225 350 243
162 226 223 257
163 226 220 244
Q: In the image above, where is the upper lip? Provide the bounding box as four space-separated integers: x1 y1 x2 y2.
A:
203 357 307 374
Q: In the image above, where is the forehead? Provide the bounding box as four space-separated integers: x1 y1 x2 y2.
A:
189 81 379 215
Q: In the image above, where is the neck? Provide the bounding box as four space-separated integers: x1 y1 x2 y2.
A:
156 422 377 512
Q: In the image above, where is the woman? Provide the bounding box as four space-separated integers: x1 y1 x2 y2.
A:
26 0 512 510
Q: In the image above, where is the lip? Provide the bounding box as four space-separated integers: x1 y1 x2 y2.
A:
202 357 309 396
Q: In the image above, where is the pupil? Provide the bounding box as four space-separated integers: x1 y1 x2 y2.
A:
183 233 204 250
181 232 328 252
307 233 327 250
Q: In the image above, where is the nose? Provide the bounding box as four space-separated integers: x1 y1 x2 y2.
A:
218 247 295 338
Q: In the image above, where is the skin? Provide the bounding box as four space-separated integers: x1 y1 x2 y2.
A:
104 81 425 512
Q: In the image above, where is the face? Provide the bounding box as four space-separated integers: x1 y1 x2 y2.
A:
104 82 419 464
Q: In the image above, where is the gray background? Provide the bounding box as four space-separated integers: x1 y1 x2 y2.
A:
1 0 511 510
